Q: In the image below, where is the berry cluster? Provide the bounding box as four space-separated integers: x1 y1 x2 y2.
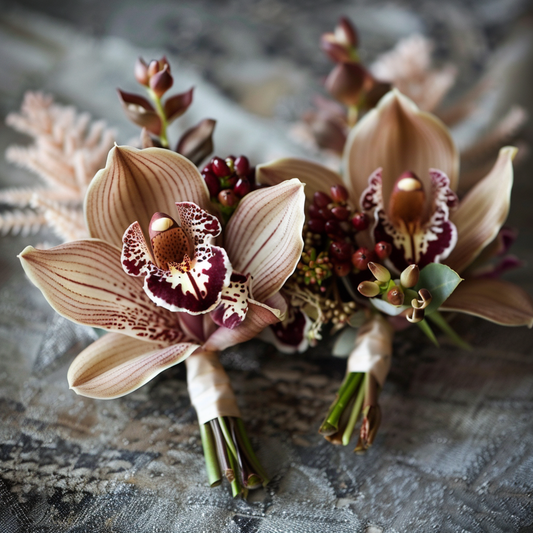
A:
304 184 392 281
201 155 256 221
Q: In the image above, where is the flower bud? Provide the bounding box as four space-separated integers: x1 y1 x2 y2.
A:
358 280 380 298
218 189 238 207
400 264 419 288
374 241 392 260
406 307 425 324
335 17 358 48
320 37 352 63
147 59 161 78
387 286 404 306
149 65 173 97
368 262 390 283
325 62 367 107
412 288 432 310
351 212 369 231
134 57 149 86
330 184 349 203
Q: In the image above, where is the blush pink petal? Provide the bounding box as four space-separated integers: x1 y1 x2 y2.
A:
19 240 185 344
225 179 305 303
343 89 459 206
256 158 342 203
446 147 516 273
441 278 533 327
85 145 211 248
68 333 199 399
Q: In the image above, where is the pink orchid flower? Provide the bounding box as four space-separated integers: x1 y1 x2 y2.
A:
258 89 533 328
19 146 305 399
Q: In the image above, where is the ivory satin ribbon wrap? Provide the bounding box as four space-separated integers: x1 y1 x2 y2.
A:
347 314 394 387
186 350 242 424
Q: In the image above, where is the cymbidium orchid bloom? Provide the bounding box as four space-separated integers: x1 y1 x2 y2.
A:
19 145 305 494
257 88 533 450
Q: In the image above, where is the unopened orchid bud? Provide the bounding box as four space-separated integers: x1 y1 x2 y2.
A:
335 17 358 48
175 118 216 166
368 262 390 283
218 189 238 207
149 65 174 97
387 286 404 306
412 288 432 310
358 280 380 298
135 57 149 86
320 37 352 63
325 62 367 107
406 307 425 324
400 264 420 288
147 59 161 78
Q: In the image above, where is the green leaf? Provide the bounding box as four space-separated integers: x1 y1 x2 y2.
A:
415 263 462 314
428 311 472 350
417 319 439 347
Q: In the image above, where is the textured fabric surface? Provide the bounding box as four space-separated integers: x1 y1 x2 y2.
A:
1 2 533 532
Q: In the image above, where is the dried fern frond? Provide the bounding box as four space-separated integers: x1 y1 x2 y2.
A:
2 91 115 239
0 209 47 237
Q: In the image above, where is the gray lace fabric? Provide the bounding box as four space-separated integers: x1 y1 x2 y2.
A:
1 2 533 532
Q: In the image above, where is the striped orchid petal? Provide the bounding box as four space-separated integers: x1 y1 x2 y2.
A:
224 179 305 303
344 89 459 207
204 294 287 352
257 158 342 203
122 204 231 314
68 333 199 399
445 147 516 273
441 278 533 327
19 240 185 344
85 145 211 249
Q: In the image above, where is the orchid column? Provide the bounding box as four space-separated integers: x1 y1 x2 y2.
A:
20 145 305 497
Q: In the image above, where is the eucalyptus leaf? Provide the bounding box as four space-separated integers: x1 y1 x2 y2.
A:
371 297 409 316
415 263 462 314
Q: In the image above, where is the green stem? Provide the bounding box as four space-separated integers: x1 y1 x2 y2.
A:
235 419 270 486
218 416 238 460
147 88 169 147
417 318 439 347
225 438 243 498
200 423 222 487
428 311 472 350
342 373 367 446
321 372 363 433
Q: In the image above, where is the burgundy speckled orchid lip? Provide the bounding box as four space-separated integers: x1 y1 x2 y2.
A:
121 202 232 315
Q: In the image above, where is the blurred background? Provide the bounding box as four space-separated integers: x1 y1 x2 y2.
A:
0 1 532 532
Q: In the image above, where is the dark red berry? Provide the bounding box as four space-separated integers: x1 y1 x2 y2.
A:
351 212 369 231
318 207 335 221
313 191 331 208
330 184 349 203
375 241 392 260
234 178 251 197
202 162 213 174
325 219 344 237
331 206 350 220
333 261 351 277
218 189 238 207
308 218 326 233
308 204 320 218
203 170 220 197
352 247 372 270
212 157 231 177
234 155 250 176
226 175 238 188
248 166 256 186
329 241 354 262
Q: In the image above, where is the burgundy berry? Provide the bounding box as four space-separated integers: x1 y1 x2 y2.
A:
352 247 372 270
375 241 392 260
325 219 344 237
234 178 251 197
203 170 220 197
333 261 351 277
318 207 335 221
331 206 349 220
234 155 250 176
330 184 349 203
308 218 326 233
212 157 231 177
308 204 320 219
329 241 354 262
351 212 369 231
313 191 331 208
218 189 238 207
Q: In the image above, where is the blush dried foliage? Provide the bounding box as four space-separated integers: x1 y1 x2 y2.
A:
1 92 115 240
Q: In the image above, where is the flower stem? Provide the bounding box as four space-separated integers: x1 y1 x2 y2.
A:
147 88 169 147
428 312 472 350
235 418 270 486
342 373 367 445
199 422 222 487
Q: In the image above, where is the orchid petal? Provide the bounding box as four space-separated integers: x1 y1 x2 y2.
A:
263 306 312 353
256 158 342 203
203 295 287 352
446 147 516 273
211 273 251 329
440 278 533 327
85 145 211 248
19 240 185 344
224 179 305 303
344 89 459 206
68 333 199 399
